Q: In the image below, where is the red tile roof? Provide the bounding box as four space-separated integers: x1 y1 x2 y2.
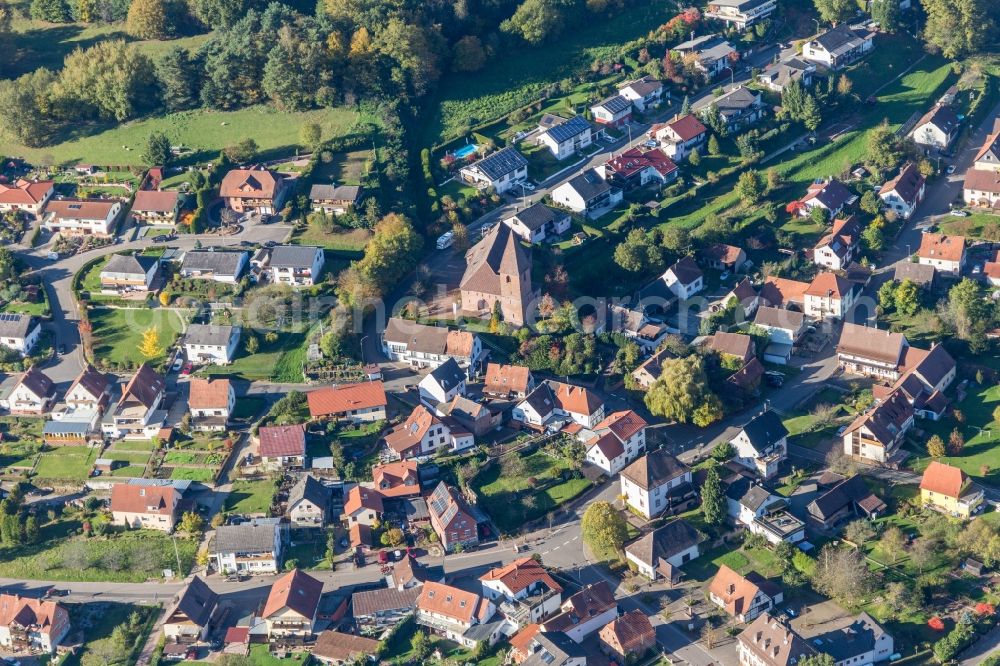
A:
46 198 117 221
665 114 707 141
220 168 284 200
480 557 563 595
918 233 965 262
188 377 231 410
552 382 604 417
599 609 656 655
262 569 323 619
0 179 52 205
132 190 179 213
484 363 532 396
372 460 421 498
0 594 69 638
417 582 486 625
307 382 387 418
605 147 678 179
595 410 647 442
805 271 853 298
344 486 384 516
258 424 306 458
920 461 967 498
110 483 176 517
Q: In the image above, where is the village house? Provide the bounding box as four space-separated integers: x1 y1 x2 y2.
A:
512 381 606 429
625 519 703 580
535 116 594 160
618 75 664 111
131 190 180 225
503 203 571 244
262 569 324 642
383 404 473 459
729 410 788 480
183 323 241 365
874 343 955 420
539 583 617 644
188 377 235 432
806 474 887 530
598 610 656 662
662 256 704 299
707 331 755 365
48 364 110 437
0 594 71 654
428 481 484 552
211 517 286 575
220 167 288 215
382 318 483 374
102 364 167 439
842 389 914 465
726 481 805 545
0 178 54 217
916 232 965 274
813 215 862 270
480 557 563 627
516 631 587 666
631 347 674 390
99 253 160 294
459 147 529 194
163 576 218 642
804 271 858 320
758 276 809 310
709 565 784 623
460 222 536 327
484 363 535 399
737 614 816 666
372 460 421 498
351 587 421 634
756 57 815 92
179 250 249 284
262 245 326 287
836 322 909 380
964 130 1000 206
418 358 467 406
606 305 668 351
0 313 41 357
589 95 633 127
651 114 708 161
620 449 694 519
671 34 739 79
312 630 380 666
582 409 648 476
597 147 678 189
700 86 765 133
753 307 805 364
550 169 622 218
879 162 926 219
437 394 498 437
306 381 388 422
801 24 875 69
910 104 961 150
789 179 855 219
309 184 362 216
110 481 180 532
43 198 121 236
704 0 776 30
894 261 937 288
415 582 499 649
701 243 748 273
258 424 307 470
810 613 895 666
921 461 984 518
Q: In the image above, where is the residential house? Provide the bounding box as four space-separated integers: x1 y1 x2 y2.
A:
598 610 656 661
652 114 708 161
131 190 180 225
512 380 606 430
920 461 984 518
965 129 1000 205
307 381 388 422
842 390 913 464
631 347 674 390
480 557 563 627
483 363 535 399
916 232 965 274
618 75 664 111
0 179 54 217
589 95 633 127
383 404 473 459
219 167 288 215
758 276 809 310
263 245 326 287
163 576 218 642
730 410 788 480
99 254 160 294
535 116 594 160
102 364 166 439
312 631 380 665
258 424 307 470
179 250 248 284
550 169 622 218
503 203 571 244
261 569 323 641
806 474 887 530
351 587 421 633
188 377 235 432
437 395 498 437
518 632 587 666
727 481 805 545
894 261 936 288
43 198 121 236
810 613 895 666
708 565 783 623
620 449 694 519
789 179 854 219
804 272 858 320
813 215 862 270
459 147 529 194
662 256 704 299
606 305 668 351
879 162 926 219
211 518 286 574
753 307 805 362
183 323 241 365
757 57 815 92
382 318 483 373
539 583 617 643
836 323 909 380
45 364 110 445
460 222 536 327
874 343 956 420
110 482 180 532
707 331 755 365
0 313 39 358
309 184 362 216
372 460 421 498
671 34 739 79
288 474 332 526
701 86 765 133
910 104 961 150
415 582 499 649
701 243 747 272
737 614 816 666
0 595 70 654
428 482 483 552
624 519 703 580
801 24 875 69
418 358 467 406
597 148 678 189
582 410 649 476
0 368 53 418
726 277 760 318
705 0 777 30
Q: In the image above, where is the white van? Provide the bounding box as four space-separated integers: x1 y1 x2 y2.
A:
436 231 455 249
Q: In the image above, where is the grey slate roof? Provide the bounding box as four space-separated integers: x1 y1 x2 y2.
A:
173 576 218 628
351 587 420 617
522 632 587 666
564 169 611 202
184 323 236 347
0 313 36 339
543 116 591 143
508 203 563 232
811 613 889 662
740 410 789 451
468 147 528 181
427 358 466 393
814 24 871 56
667 256 703 286
309 184 361 203
289 474 331 510
181 250 247 277
212 518 282 554
102 253 157 277
625 519 703 567
740 485 775 511
269 245 321 269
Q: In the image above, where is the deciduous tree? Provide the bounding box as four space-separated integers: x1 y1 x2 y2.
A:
922 0 992 59
452 35 487 72
645 355 718 424
927 434 946 457
736 169 765 206
126 0 171 39
581 501 629 560
138 327 162 358
813 0 854 24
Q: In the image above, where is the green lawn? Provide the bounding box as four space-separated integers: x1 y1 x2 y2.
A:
202 329 306 382
290 224 371 253
313 148 374 187
34 448 98 481
109 465 146 477
0 415 46 440
0 442 41 470
246 644 310 665
0 298 50 317
109 439 158 452
105 451 152 465
90 307 185 368
170 467 216 482
684 544 785 583
225 480 277 515
939 211 1000 239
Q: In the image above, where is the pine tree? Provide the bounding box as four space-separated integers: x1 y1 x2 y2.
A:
701 463 725 525
489 300 503 333
138 327 162 358
801 94 822 131
681 94 690 115
707 134 721 156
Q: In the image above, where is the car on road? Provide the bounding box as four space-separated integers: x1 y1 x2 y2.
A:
152 235 167 243
951 209 970 217
644 140 658 148
436 231 454 249
973 264 982 274
480 222 497 238
172 356 184 372
58 344 66 355
264 240 277 248
764 371 784 388
521 181 536 191
43 587 67 598
181 362 194 376
946 165 956 174
47 252 59 260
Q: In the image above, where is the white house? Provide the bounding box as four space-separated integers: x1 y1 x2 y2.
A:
708 565 783 623
729 410 788 480
211 518 286 575
539 583 617 643
415 582 498 649
0 595 70 654
536 116 594 160
792 179 854 219
288 474 332 526
620 450 693 519
417 358 467 407
879 162 926 219
512 381 605 430
183 324 241 365
502 203 571 244
383 404 474 460
0 313 41 357
662 257 704 300
382 318 483 373
618 76 664 112
99 253 160 294
179 250 249 284
671 35 738 79
843 389 914 465
480 557 563 627
581 410 648 476
110 481 181 532
916 232 965 274
550 169 622 218
459 147 529 194
624 520 702 579
0 367 55 415
652 115 708 161
756 57 815 92
263 245 326 287
811 613 895 666
188 377 235 432
43 199 121 236
804 272 857 320
801 24 875 69
813 215 862 270
910 104 961 150
261 569 324 642
0 179 54 217
727 481 806 545
704 0 776 30
753 306 805 347
589 95 633 127
163 576 218 642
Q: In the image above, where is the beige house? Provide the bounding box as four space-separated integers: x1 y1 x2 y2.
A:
287 475 332 526
262 569 324 641
163 576 218 642
110 482 180 532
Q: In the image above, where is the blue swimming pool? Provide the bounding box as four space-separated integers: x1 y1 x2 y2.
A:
453 143 478 159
